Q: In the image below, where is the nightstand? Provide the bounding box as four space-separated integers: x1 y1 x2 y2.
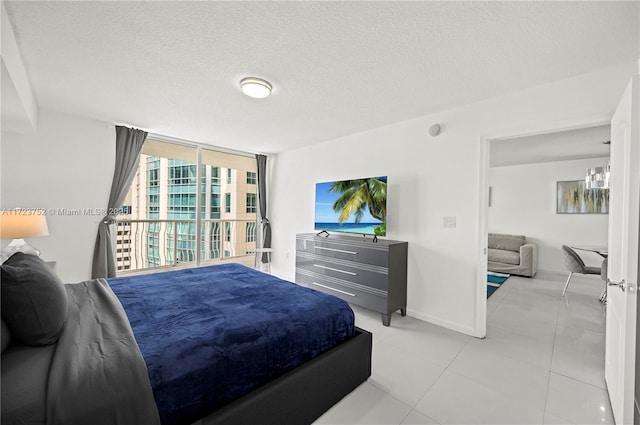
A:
44 261 57 272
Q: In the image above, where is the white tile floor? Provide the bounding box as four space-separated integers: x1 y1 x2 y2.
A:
314 271 612 425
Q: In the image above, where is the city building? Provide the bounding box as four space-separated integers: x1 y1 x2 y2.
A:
116 139 258 272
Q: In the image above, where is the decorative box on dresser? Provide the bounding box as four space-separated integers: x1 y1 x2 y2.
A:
295 233 408 326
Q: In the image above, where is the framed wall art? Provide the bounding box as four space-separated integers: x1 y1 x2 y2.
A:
557 180 609 214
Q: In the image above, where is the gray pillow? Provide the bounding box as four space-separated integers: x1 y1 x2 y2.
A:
1 319 11 353
1 253 68 346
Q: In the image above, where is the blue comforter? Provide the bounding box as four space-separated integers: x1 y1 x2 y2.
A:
108 263 355 425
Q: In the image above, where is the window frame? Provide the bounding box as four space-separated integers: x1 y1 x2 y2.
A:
118 137 259 273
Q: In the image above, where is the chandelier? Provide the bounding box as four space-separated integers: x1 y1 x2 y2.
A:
585 163 610 189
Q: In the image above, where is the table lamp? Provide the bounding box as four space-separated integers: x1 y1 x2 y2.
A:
0 211 49 263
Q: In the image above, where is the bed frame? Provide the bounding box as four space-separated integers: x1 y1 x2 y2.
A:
200 327 373 425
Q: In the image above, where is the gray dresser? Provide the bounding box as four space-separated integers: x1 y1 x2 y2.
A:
295 233 408 326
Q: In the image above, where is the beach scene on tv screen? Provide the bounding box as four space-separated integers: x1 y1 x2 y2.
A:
314 176 387 236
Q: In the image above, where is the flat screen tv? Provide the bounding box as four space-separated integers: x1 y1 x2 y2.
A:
314 176 387 237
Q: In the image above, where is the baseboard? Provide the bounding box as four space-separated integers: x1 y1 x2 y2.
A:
406 308 481 338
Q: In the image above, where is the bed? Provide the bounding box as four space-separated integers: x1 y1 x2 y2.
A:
1 253 372 425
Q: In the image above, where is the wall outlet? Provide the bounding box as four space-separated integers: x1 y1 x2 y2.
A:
443 216 457 228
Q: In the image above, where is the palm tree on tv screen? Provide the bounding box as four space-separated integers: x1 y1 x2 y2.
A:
330 177 386 234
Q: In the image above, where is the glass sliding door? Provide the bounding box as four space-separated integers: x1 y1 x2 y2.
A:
116 139 257 275
201 147 258 264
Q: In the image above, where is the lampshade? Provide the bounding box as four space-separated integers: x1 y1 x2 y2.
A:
0 213 49 240
239 77 272 99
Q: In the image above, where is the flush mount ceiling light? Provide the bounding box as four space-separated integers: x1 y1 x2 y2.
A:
239 77 272 99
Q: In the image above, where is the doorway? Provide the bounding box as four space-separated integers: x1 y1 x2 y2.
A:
487 124 611 282
475 122 616 422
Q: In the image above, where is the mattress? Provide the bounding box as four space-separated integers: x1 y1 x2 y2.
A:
108 263 355 425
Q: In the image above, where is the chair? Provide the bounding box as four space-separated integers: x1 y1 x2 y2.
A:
561 245 602 297
599 257 608 302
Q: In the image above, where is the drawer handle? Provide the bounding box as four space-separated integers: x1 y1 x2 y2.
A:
313 264 357 276
315 246 358 255
312 282 357 297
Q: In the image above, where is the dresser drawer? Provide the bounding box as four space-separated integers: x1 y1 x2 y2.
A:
296 237 389 267
296 271 387 313
295 233 407 326
296 252 388 291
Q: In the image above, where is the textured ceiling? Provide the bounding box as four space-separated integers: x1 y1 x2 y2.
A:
4 1 639 154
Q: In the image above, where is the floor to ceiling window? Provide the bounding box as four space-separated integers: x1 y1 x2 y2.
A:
115 138 257 274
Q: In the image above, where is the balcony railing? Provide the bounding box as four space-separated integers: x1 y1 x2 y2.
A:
115 219 258 274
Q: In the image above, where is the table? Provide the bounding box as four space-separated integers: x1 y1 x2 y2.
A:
570 245 608 258
251 248 272 273
570 245 608 302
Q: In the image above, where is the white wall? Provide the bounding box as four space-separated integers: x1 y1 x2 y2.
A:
1 109 114 282
269 62 636 337
489 157 610 273
0 63 634 336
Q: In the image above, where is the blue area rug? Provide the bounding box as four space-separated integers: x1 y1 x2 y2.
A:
487 272 510 298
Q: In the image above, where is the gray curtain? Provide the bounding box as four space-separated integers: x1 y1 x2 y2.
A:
91 126 147 278
256 154 271 263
